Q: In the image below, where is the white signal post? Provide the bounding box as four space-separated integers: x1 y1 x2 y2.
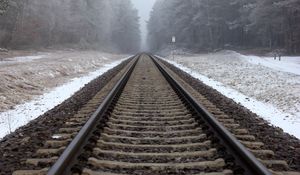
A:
172 36 176 59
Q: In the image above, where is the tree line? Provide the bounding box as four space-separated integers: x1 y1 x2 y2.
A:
0 0 8 15
0 0 140 53
147 0 300 54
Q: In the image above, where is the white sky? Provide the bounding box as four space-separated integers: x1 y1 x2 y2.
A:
131 0 157 51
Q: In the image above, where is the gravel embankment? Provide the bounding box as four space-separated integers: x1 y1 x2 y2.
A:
0 50 126 112
161 59 300 171
0 59 130 175
1 57 299 174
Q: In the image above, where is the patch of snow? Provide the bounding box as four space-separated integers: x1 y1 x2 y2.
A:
158 56 300 139
0 57 131 139
48 73 55 78
52 135 62 139
13 55 45 61
233 51 300 76
102 56 109 60
0 55 47 65
9 55 47 61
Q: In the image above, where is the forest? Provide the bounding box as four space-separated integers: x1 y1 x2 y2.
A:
0 0 140 53
148 0 300 54
1 0 300 54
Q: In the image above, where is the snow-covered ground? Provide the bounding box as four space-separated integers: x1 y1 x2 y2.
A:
1 55 47 62
0 50 127 112
160 50 300 139
238 53 300 76
0 50 128 139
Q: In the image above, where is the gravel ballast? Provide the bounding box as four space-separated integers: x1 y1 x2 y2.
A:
0 58 131 175
0 56 299 174
161 59 300 171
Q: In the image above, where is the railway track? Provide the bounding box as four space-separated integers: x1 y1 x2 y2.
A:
12 54 299 175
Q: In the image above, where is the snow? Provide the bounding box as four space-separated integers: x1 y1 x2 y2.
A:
102 56 109 60
52 135 62 139
0 57 129 139
0 50 127 112
9 55 47 61
158 55 300 139
0 55 47 65
235 52 300 76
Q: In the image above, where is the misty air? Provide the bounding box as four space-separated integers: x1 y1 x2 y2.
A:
0 0 299 174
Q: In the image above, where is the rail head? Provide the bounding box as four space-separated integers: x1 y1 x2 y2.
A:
47 55 139 175
47 54 272 175
151 55 272 175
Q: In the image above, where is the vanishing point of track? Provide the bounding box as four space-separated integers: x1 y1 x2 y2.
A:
13 54 299 175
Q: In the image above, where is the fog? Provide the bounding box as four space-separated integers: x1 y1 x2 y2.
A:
147 0 300 54
132 0 156 51
1 0 300 54
0 0 156 52
0 0 141 53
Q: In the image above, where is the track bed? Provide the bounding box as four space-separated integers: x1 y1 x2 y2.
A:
6 54 300 175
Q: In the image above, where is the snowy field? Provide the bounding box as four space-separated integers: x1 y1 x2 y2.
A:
0 50 128 139
161 50 300 139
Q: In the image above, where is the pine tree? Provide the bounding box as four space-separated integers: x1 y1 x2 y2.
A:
147 0 300 54
0 0 141 52
0 0 8 15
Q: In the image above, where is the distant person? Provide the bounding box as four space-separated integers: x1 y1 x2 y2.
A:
279 53 281 61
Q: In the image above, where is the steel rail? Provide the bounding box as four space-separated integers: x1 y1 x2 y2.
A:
151 55 272 175
47 53 272 175
47 55 139 175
